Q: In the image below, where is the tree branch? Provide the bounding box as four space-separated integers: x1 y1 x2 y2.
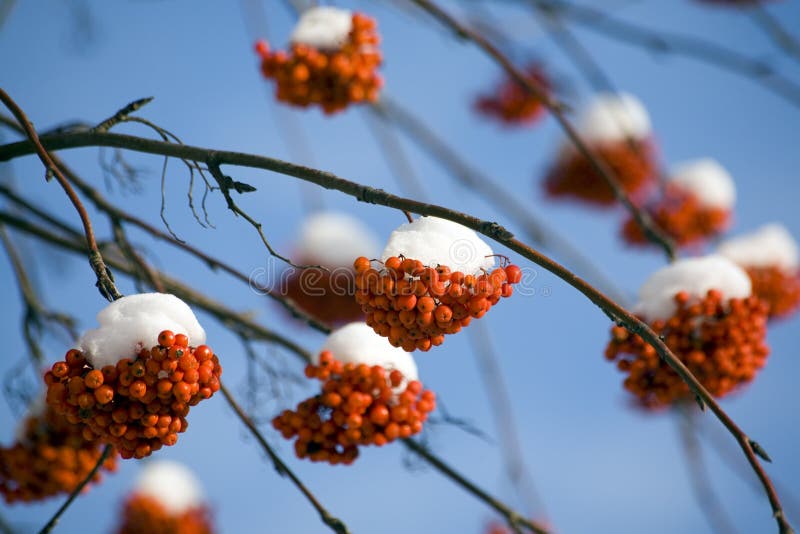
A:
220 381 351 534
0 130 790 532
0 88 121 301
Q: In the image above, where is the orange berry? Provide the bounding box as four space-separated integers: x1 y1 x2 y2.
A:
505 264 522 284
157 330 175 347
354 256 371 273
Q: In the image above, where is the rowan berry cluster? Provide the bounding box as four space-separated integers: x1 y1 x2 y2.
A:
475 65 548 126
0 405 117 503
544 140 656 206
273 351 436 465
44 331 222 459
117 494 214 534
283 268 364 324
621 185 731 247
353 256 522 352
605 290 769 409
255 13 382 114
744 266 800 319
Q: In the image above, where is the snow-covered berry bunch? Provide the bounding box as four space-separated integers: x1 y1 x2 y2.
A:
623 158 735 247
255 7 382 114
0 398 117 503
605 256 769 409
116 460 215 534
44 294 221 459
475 64 549 126
718 224 800 319
282 211 380 325
544 93 657 206
273 323 435 465
354 217 522 352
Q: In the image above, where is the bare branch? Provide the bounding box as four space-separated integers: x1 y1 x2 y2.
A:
0 130 790 532
0 88 121 301
220 382 351 534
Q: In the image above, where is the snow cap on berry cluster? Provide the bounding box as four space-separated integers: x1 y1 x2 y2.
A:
78 293 206 370
294 211 381 268
717 223 799 272
290 6 353 50
134 460 204 514
575 92 652 143
381 216 495 275
669 158 736 209
319 322 418 382
635 255 752 321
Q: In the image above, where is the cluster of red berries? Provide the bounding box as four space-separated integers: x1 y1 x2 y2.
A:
353 256 522 352
273 351 436 465
0 405 117 503
44 331 222 459
744 266 800 319
255 13 382 114
475 65 549 126
117 494 214 534
605 290 769 409
622 185 730 248
544 140 656 206
283 267 364 325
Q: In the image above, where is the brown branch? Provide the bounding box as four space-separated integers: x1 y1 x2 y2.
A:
528 0 800 108
37 444 113 534
402 439 550 534
677 403 739 534
0 88 121 301
371 97 633 305
0 131 790 532
0 183 84 240
219 381 351 534
110 220 166 293
408 0 677 259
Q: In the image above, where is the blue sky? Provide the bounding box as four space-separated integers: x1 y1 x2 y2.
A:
1 1 799 533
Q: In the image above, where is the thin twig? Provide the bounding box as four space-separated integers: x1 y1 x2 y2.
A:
0 184 85 240
37 444 113 534
0 88 121 301
402 439 550 534
677 403 739 534
528 0 800 108
469 321 549 521
110 219 166 293
0 131 790 532
408 0 677 259
219 382 351 534
749 3 800 65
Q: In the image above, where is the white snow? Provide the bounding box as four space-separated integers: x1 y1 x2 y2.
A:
381 216 495 275
717 223 799 272
294 211 381 268
634 255 752 321
290 6 353 50
78 294 206 369
669 158 736 209
575 92 652 143
318 322 419 383
134 460 204 514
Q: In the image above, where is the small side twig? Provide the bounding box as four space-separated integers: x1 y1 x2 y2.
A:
749 3 800 65
219 382 351 534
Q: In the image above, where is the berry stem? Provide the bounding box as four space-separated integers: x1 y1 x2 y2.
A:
37 444 113 534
